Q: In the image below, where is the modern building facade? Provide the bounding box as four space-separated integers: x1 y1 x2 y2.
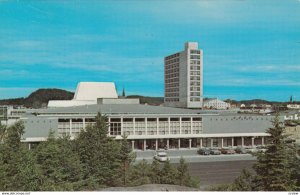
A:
164 42 203 109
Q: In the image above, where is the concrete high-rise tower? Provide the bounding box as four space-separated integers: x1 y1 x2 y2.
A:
164 42 203 108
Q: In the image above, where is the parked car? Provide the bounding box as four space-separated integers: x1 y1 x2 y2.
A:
154 151 170 162
210 149 221 155
235 147 247 154
197 148 210 155
220 148 236 154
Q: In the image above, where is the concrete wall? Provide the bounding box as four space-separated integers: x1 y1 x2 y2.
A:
202 115 273 134
22 118 58 141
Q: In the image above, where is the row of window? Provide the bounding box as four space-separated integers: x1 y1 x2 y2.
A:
190 81 201 86
165 59 179 66
165 98 179 102
165 73 179 79
165 93 179 97
190 55 201 59
165 83 179 88
190 71 201 76
190 87 201 91
190 92 201 96
190 97 201 102
190 65 201 70
165 53 180 60
165 63 179 70
190 60 201 65
190 50 201 54
190 76 201 81
165 88 179 93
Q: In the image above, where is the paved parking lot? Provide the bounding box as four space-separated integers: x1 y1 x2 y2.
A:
134 149 256 163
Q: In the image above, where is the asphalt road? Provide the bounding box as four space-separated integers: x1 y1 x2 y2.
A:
186 160 256 188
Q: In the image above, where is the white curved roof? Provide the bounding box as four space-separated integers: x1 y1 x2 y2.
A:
73 82 118 101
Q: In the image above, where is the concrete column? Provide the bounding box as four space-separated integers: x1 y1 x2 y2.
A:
69 118 72 136
131 140 135 151
82 118 86 130
145 117 148 135
221 138 224 148
168 117 171 135
200 138 203 148
157 118 159 135
143 139 146 151
121 117 124 136
178 139 181 149
189 139 192 149
190 118 193 134
210 138 213 148
133 117 136 135
232 137 234 147
155 139 158 151
242 137 244 147
167 139 169 149
251 137 255 147
28 143 31 150
262 137 265 145
179 117 182 134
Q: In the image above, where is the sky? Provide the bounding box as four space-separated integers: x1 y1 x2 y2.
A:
0 0 299 101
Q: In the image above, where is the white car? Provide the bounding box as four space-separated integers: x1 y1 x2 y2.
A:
154 151 170 162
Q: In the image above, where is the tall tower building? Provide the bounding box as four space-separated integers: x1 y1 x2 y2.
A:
164 42 203 108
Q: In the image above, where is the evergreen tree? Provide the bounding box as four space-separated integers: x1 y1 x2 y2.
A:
176 157 199 188
176 157 190 186
75 112 121 187
252 114 297 191
35 133 84 190
128 159 151 186
0 121 41 191
231 169 253 191
0 123 6 143
160 160 178 184
149 159 161 184
118 135 135 186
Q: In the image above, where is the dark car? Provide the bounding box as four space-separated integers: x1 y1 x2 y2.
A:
198 148 210 155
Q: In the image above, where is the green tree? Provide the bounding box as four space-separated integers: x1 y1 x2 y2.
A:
231 169 253 191
75 113 121 187
35 132 84 190
128 159 151 186
118 135 135 186
160 160 178 184
149 160 161 184
0 121 41 191
252 114 297 191
176 157 189 186
176 157 199 188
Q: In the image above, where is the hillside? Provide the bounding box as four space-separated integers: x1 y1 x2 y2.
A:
126 95 164 106
0 89 74 108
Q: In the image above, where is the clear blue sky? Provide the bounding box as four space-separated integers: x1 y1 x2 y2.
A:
0 0 299 101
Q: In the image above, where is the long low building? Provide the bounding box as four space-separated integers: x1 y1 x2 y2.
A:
19 98 274 150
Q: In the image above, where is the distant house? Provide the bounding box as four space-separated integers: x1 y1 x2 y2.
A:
287 104 300 109
203 98 230 110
